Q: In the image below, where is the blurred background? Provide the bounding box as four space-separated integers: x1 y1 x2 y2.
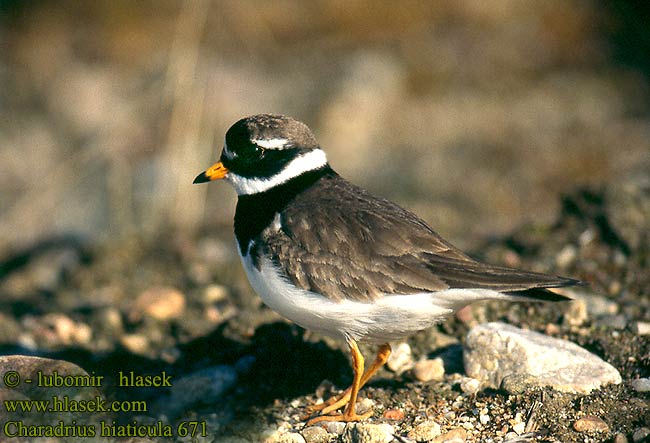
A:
1 0 649 254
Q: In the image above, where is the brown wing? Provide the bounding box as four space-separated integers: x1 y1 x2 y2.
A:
264 174 576 302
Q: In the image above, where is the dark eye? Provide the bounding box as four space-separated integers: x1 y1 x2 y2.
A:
242 144 264 160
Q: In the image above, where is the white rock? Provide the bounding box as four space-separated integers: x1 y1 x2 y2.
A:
386 342 413 374
413 357 445 382
512 422 526 435
464 322 622 394
459 377 481 395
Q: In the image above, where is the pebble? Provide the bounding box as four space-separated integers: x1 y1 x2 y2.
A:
555 244 577 268
633 427 650 442
130 287 186 321
42 313 92 346
512 422 526 435
500 373 537 394
632 321 650 335
120 333 150 355
382 408 405 420
325 422 346 435
203 284 229 304
95 307 124 337
573 415 610 433
459 377 481 395
301 426 331 443
564 298 588 326
432 428 467 443
386 342 413 374
341 423 394 443
216 438 250 443
605 174 650 251
169 365 237 411
407 420 441 441
630 378 650 392
565 289 619 317
595 314 628 330
464 322 622 394
355 397 375 415
413 357 445 382
271 432 306 443
613 433 629 443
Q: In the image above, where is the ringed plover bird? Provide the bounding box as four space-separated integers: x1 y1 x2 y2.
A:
194 114 578 424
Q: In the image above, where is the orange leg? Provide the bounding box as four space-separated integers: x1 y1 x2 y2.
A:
306 342 391 425
308 343 391 415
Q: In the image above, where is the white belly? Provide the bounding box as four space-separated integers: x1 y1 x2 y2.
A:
237 250 500 343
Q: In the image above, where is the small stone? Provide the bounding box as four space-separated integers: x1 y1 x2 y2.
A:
455 306 475 326
203 284 229 304
95 307 124 337
573 415 610 433
464 322 622 394
512 422 526 435
130 287 186 321
383 408 404 420
632 321 650 335
169 365 237 411
566 289 619 317
500 373 537 395
325 422 346 435
479 413 490 425
564 298 588 326
631 378 650 392
555 245 577 268
633 427 650 442
341 423 394 443
432 428 467 443
544 322 560 335
413 358 445 382
355 397 375 415
386 342 413 374
605 174 650 251
301 426 331 443
408 420 441 441
271 432 306 443
613 433 629 443
120 334 149 354
459 377 481 395
41 313 92 346
595 314 627 330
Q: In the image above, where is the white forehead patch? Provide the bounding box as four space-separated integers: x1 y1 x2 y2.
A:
226 148 328 195
252 138 289 149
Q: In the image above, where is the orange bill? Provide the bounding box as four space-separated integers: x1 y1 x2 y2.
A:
193 161 229 184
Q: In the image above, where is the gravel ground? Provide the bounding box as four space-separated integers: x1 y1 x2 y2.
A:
0 174 648 443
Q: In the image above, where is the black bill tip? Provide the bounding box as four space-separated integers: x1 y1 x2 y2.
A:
193 171 210 184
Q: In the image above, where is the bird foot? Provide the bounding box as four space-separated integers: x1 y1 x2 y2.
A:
305 409 373 426
303 388 352 418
